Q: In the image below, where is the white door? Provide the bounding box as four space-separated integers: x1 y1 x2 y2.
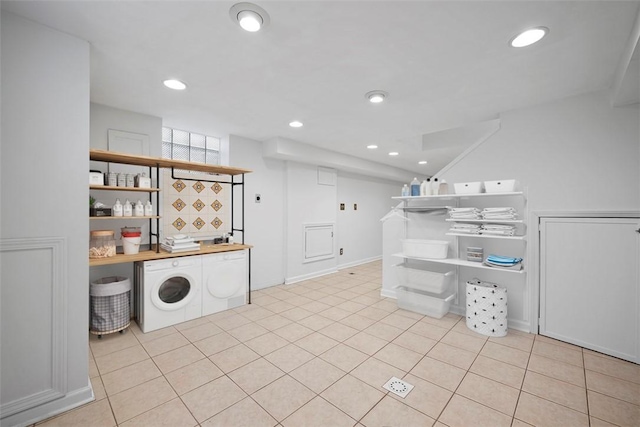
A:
539 217 640 363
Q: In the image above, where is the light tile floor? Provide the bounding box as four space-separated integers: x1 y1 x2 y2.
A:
37 261 639 426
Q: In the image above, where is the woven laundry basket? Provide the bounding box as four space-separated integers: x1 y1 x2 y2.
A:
466 279 507 337
90 276 131 336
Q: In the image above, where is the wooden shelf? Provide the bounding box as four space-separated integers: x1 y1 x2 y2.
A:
90 149 252 175
89 244 253 266
392 253 525 274
90 215 161 220
90 185 160 192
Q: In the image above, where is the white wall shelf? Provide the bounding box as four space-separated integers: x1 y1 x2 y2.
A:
392 253 526 274
445 232 526 241
445 219 523 223
392 191 523 201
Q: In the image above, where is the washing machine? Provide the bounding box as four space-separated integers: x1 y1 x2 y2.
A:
202 250 248 316
135 255 202 333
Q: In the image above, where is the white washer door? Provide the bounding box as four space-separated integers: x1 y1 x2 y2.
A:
206 258 246 299
151 273 197 311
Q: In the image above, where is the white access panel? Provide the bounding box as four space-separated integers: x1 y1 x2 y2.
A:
303 223 334 263
539 217 640 363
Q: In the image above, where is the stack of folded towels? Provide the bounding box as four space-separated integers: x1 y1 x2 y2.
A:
481 207 517 220
481 224 516 236
448 207 482 220
161 235 200 253
449 223 482 234
484 254 523 270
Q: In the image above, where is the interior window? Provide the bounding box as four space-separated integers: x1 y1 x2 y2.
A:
162 127 220 165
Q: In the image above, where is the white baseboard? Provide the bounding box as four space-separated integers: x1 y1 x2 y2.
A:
2 384 94 427
251 280 285 291
338 255 382 270
285 267 339 285
380 288 397 299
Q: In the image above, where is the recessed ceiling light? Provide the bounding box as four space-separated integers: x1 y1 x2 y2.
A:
163 79 187 90
367 145 378 149
418 160 427 164
389 152 399 156
289 121 303 128
365 90 388 104
510 27 548 48
230 2 270 32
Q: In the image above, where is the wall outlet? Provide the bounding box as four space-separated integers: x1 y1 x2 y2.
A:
340 248 343 255
255 194 261 203
340 203 345 210
353 203 357 210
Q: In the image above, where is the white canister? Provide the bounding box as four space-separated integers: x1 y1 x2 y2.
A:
107 172 117 187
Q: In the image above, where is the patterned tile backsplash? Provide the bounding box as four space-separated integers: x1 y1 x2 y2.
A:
163 170 230 239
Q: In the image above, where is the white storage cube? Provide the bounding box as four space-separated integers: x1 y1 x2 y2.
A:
401 239 448 259
466 279 508 337
395 285 455 319
454 181 483 194
395 266 455 294
484 179 516 193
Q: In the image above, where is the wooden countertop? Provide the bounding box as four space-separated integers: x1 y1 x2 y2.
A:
89 243 252 266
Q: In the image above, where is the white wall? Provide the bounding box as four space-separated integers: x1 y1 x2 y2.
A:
230 135 402 287
285 162 338 282
439 91 639 210
228 134 286 289
1 12 92 426
337 172 399 269
438 90 640 331
89 104 163 283
90 103 162 156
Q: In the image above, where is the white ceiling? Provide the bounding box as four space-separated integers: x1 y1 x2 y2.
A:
3 1 639 176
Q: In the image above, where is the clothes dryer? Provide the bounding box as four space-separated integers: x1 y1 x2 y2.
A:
202 250 248 316
135 256 202 333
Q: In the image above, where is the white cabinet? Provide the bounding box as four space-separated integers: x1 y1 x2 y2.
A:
390 191 528 327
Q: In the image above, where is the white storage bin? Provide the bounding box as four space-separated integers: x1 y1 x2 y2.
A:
454 181 483 194
395 266 455 293
395 286 455 318
484 179 516 193
401 239 448 259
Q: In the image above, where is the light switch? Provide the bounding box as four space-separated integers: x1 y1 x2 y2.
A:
354 204 358 210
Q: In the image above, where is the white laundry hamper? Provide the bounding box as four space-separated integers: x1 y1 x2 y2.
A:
466 279 507 337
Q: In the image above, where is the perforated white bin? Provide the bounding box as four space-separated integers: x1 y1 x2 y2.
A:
465 279 507 337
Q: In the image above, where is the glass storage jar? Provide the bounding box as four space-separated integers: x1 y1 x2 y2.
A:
89 230 116 258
